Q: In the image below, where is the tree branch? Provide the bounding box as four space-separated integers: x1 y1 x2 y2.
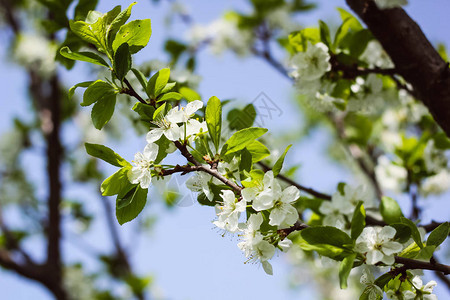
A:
345 0 450 137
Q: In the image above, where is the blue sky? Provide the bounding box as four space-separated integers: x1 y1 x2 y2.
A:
0 0 449 299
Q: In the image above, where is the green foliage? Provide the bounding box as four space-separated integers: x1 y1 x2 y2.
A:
339 253 356 289
389 223 412 243
85 143 130 167
60 46 110 67
112 19 152 54
116 185 148 225
223 127 268 155
179 87 201 102
289 28 320 52
91 95 116 129
101 167 133 196
400 217 424 248
245 140 270 163
82 80 118 106
427 222 449 247
147 68 171 99
351 201 366 240
272 144 292 177
380 196 403 224
68 81 93 99
227 104 257 130
298 226 354 260
113 43 132 81
132 102 155 122
205 96 222 152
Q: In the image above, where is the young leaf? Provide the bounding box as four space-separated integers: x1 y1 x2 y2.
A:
205 96 222 152
179 86 201 102
146 68 170 98
157 92 182 102
101 167 133 196
68 81 93 99
319 20 331 47
239 148 253 175
227 104 257 130
112 19 152 54
272 144 292 177
351 201 366 240
245 140 270 163
339 253 356 289
380 196 403 224
400 217 424 248
113 43 131 81
107 2 136 45
415 245 436 261
116 185 148 225
91 95 116 129
60 46 110 67
131 68 148 91
426 222 449 247
85 143 130 167
132 102 155 122
389 223 412 243
82 80 118 106
224 127 268 155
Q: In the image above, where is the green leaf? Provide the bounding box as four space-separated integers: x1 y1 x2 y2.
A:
374 273 393 290
339 253 356 289
415 245 436 261
91 95 116 129
112 19 152 54
351 201 366 240
82 80 118 106
132 102 155 122
179 87 201 102
400 217 424 248
389 223 412 243
224 127 268 155
289 28 320 52
319 20 331 47
299 226 353 259
157 92 182 102
107 2 136 46
380 196 403 224
68 81 93 99
85 143 130 167
116 185 148 225
272 144 292 177
349 29 373 58
245 140 270 163
113 43 131 81
227 104 257 130
427 222 449 247
239 148 253 175
60 46 109 67
160 82 176 94
101 167 133 196
146 68 170 98
206 96 222 152
131 68 148 91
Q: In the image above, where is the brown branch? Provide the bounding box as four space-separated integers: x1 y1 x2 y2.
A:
330 54 397 79
123 78 148 105
345 0 450 137
174 141 243 194
394 256 450 275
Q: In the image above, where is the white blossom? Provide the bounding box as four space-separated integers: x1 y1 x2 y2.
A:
375 156 407 192
355 226 403 265
242 171 281 211
183 119 208 143
14 34 57 77
167 100 203 123
360 268 384 300
319 190 353 229
269 186 300 227
361 40 394 68
403 276 437 300
213 190 246 233
374 0 408 10
128 143 159 189
289 42 331 81
238 213 264 258
421 170 450 197
185 169 221 201
348 74 384 114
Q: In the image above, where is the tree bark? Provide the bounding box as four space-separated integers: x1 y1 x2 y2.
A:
346 0 450 137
